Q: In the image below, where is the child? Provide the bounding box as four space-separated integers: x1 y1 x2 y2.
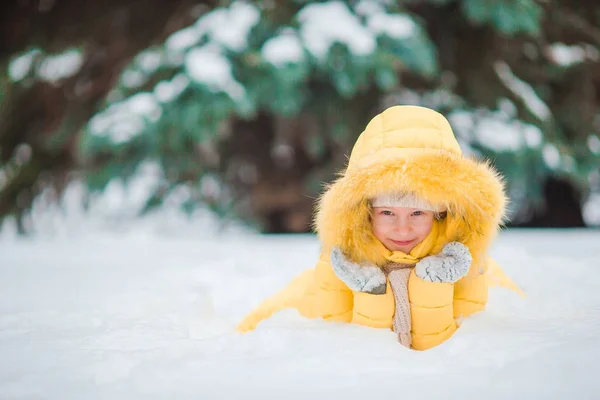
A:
237 105 520 350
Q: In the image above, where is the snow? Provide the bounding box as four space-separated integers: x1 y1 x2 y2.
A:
128 93 161 119
38 49 83 83
523 124 543 148
354 1 417 40
121 70 146 88
297 1 376 60
195 1 260 52
1 210 600 398
448 109 542 152
166 26 201 52
199 174 222 198
166 1 259 53
494 61 551 121
475 118 523 152
1 165 231 240
548 43 586 67
135 50 162 73
354 0 386 16
367 12 417 40
154 73 190 103
588 134 600 155
88 94 162 144
14 144 32 166
542 143 561 169
261 30 305 66
497 97 517 118
447 110 474 139
583 192 600 226
9 48 82 84
185 45 245 100
8 49 40 82
2 168 600 397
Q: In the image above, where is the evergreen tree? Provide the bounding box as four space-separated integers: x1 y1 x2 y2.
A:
2 0 599 232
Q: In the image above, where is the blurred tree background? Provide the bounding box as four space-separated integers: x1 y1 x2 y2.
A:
1 0 599 234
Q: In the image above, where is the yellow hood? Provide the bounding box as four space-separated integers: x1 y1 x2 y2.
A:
314 105 507 268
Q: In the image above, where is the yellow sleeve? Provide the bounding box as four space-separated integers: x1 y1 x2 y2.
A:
237 249 353 332
298 250 353 322
351 281 395 329
453 259 489 319
486 258 526 297
408 270 457 350
309 249 395 328
237 268 313 332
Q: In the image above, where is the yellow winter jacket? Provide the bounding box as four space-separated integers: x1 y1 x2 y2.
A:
237 105 519 350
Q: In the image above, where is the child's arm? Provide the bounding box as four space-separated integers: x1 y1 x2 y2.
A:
329 247 395 329
302 249 355 322
236 248 353 333
453 260 488 319
409 242 471 350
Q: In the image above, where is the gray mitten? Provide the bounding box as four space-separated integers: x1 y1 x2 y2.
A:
415 242 472 283
330 247 387 294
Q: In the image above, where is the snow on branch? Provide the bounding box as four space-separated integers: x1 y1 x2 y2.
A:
297 1 376 60
185 45 245 100
166 1 260 53
261 29 305 67
494 61 551 121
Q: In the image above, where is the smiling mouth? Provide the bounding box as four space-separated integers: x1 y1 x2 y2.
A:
391 239 415 246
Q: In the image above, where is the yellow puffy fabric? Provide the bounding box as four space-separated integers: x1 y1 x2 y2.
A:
237 105 518 350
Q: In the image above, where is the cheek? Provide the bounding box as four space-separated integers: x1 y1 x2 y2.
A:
371 219 389 240
415 220 434 238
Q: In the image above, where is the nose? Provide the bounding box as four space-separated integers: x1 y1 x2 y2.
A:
394 219 412 236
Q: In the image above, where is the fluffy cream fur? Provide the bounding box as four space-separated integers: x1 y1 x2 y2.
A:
371 191 446 212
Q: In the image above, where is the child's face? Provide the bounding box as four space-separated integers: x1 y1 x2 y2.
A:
371 207 435 253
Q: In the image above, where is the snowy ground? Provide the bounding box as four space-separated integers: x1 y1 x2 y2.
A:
1 218 600 399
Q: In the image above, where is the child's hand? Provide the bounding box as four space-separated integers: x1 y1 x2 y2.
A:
415 242 472 283
330 247 387 294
